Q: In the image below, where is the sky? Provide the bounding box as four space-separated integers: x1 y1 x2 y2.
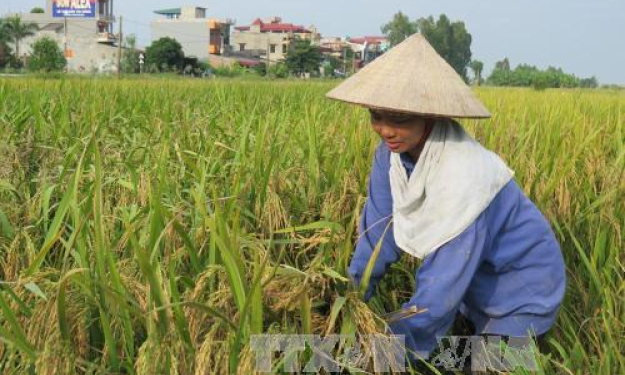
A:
2 0 624 84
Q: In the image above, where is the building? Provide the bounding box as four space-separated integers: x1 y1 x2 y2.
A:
151 6 233 61
347 36 390 68
319 37 349 58
10 0 119 73
318 36 390 74
232 17 321 63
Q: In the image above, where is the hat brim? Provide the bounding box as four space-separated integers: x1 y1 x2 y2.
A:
325 34 492 120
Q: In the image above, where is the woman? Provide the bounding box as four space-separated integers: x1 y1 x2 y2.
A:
326 35 566 370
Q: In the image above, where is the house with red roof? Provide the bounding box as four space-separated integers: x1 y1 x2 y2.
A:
318 36 390 74
347 36 390 68
231 17 321 62
347 36 389 45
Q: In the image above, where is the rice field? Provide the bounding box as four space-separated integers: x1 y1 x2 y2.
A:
0 78 622 375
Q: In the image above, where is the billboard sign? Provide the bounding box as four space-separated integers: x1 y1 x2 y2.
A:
52 0 96 18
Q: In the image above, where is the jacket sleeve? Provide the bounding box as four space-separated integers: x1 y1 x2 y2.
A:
388 211 490 359
348 144 403 301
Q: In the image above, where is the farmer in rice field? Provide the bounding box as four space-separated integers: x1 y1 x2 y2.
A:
326 34 566 370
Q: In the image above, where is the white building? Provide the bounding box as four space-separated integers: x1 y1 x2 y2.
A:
9 0 119 73
151 6 233 62
232 17 321 63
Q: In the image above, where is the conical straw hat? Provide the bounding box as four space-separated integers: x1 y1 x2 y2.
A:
326 34 491 119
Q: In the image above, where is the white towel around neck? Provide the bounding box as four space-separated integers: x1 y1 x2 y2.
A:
389 119 514 259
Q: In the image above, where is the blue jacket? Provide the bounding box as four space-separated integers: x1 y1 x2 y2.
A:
349 142 566 358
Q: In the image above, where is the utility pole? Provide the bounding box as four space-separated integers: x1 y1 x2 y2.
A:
64 17 68 73
117 15 123 79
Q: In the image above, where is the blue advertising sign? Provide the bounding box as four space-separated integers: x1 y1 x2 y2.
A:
52 0 96 18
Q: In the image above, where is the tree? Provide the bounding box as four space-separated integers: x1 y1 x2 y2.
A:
145 37 184 72
469 60 484 85
344 47 356 75
417 15 473 81
495 58 511 72
0 19 7 42
30 7 45 13
381 11 417 47
285 38 322 77
0 41 11 68
4 16 39 61
580 76 598 89
0 19 13 67
486 58 588 89
28 36 66 72
121 34 140 73
322 55 342 77
487 58 513 86
182 56 200 75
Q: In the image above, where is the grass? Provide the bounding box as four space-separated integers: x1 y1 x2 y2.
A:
0 78 622 375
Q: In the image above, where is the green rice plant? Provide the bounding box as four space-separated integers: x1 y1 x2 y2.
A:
0 78 622 374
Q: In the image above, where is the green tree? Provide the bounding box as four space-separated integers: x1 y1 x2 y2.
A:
285 38 322 77
495 58 511 72
580 76 598 89
145 37 184 72
487 58 513 86
344 47 356 75
417 15 473 81
121 34 140 74
0 19 13 67
3 16 39 62
518 64 544 86
0 19 7 42
381 11 417 47
322 56 342 77
486 58 587 89
0 41 11 68
469 60 484 85
28 36 66 72
30 7 45 13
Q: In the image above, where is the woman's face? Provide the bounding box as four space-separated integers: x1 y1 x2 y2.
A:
369 109 430 154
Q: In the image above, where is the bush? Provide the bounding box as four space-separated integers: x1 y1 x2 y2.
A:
253 62 267 77
285 38 322 77
268 62 289 79
145 37 185 73
212 63 249 77
322 56 342 78
580 77 599 89
28 37 66 73
532 73 550 91
487 59 592 89
121 34 141 74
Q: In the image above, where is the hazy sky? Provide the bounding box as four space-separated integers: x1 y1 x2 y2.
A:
2 0 624 84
